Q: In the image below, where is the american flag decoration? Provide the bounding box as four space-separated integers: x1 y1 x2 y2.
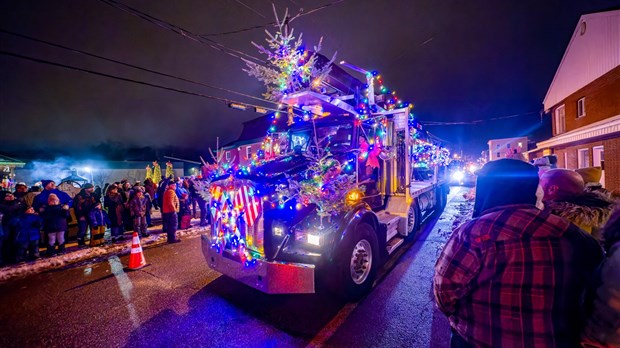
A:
234 185 261 227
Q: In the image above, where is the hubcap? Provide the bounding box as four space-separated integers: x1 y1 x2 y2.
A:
350 239 372 285
407 206 416 234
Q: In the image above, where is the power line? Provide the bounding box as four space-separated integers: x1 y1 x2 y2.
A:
199 0 347 37
289 0 346 23
0 49 282 113
234 0 266 18
0 29 280 108
97 0 264 63
421 111 539 126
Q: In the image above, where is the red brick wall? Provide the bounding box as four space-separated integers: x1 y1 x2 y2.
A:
552 137 620 192
551 65 620 134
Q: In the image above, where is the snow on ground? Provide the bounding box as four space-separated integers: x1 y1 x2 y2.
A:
0 221 209 282
435 187 475 252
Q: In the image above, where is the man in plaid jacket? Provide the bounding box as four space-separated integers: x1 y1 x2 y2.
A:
434 159 603 347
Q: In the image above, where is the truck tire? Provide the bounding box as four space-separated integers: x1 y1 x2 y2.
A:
336 223 378 301
405 201 421 242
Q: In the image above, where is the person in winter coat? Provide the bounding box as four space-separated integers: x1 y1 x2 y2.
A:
74 183 97 247
434 159 604 348
581 206 620 347
13 183 28 204
162 181 180 243
129 187 149 237
120 181 134 232
12 207 42 262
88 203 110 247
144 178 158 210
541 169 615 241
156 177 171 232
0 192 26 264
104 184 125 242
0 219 4 266
40 193 70 256
32 180 72 212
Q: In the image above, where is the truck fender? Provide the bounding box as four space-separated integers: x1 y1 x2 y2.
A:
325 204 380 263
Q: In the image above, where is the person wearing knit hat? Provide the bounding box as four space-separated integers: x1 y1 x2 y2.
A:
434 159 603 347
32 179 72 212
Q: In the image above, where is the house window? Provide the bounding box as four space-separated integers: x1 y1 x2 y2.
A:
578 148 589 168
577 98 586 118
518 142 523 148
496 152 500 159
225 151 231 161
563 152 568 169
507 143 511 149
246 146 252 159
554 105 566 134
496 144 500 149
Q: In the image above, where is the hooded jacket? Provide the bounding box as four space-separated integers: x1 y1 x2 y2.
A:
545 191 614 238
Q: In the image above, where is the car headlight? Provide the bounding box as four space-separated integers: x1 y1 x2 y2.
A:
452 171 465 181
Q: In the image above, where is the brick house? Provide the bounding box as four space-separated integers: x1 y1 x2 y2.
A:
533 8 620 191
222 113 288 169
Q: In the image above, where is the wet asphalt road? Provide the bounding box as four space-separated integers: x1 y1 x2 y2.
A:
0 186 470 348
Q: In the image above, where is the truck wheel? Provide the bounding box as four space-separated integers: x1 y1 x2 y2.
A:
405 202 421 242
337 223 378 301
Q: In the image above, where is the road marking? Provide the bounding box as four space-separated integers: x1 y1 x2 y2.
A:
306 302 358 348
109 256 141 328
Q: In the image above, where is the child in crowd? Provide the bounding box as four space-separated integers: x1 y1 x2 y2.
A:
40 194 70 256
88 203 110 247
129 187 149 237
13 207 42 262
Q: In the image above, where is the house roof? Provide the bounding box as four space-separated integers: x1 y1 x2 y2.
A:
222 113 286 149
0 154 25 167
543 9 620 111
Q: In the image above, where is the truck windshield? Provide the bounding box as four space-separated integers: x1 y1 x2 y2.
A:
290 123 353 153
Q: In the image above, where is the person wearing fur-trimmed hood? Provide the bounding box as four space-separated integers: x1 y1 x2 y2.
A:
540 169 615 241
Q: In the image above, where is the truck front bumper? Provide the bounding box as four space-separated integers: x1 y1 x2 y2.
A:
201 234 315 294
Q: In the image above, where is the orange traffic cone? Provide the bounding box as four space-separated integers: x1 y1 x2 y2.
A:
127 232 147 270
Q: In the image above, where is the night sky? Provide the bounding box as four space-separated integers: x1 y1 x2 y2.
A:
1 0 619 158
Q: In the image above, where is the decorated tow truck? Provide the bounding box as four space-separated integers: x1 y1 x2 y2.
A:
201 10 450 300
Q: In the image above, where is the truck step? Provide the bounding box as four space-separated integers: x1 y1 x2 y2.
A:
377 212 401 241
386 236 404 255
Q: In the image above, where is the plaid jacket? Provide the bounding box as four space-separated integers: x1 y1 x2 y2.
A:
434 204 603 347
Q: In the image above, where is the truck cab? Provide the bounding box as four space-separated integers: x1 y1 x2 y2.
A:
202 90 449 300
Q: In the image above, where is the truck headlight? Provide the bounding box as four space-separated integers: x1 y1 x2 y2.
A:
307 233 321 246
295 230 321 247
272 222 287 237
273 225 284 237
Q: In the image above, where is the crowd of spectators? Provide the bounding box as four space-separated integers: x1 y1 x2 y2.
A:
0 176 209 266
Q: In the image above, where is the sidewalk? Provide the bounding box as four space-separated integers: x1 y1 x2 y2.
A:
0 212 210 282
